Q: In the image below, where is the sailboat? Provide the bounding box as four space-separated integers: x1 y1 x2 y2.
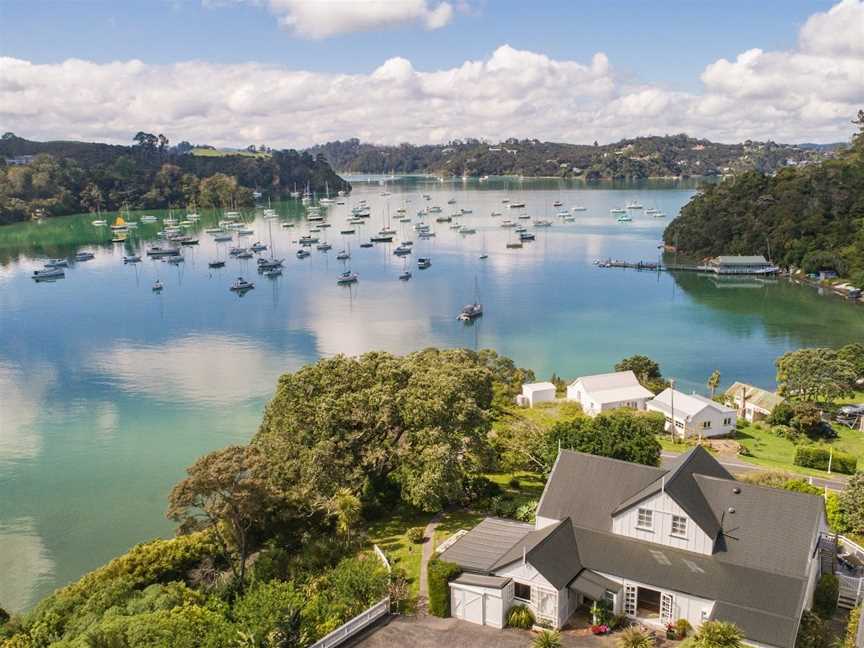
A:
258 219 285 270
458 277 483 321
479 233 488 260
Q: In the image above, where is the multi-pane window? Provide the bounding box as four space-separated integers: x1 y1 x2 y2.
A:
702 421 711 429
637 508 653 530
671 515 688 537
723 417 732 425
674 420 684 429
514 582 532 601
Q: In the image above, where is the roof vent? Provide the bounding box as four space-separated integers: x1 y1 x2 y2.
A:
728 507 736 514
732 487 741 494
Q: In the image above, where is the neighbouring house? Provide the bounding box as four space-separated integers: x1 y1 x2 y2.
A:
439 447 827 648
519 382 557 408
647 389 737 439
565 371 654 416
725 382 784 423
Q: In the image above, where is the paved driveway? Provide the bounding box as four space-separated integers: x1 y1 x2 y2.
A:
349 615 610 648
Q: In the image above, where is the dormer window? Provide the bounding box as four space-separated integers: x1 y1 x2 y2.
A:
637 508 653 530
671 515 688 537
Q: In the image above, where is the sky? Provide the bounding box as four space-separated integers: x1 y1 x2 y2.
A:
0 0 862 147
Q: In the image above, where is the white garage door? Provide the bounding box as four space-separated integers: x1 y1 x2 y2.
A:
451 587 486 625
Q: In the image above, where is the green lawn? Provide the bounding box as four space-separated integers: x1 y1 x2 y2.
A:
190 147 270 158
735 422 864 478
836 391 864 405
365 506 430 596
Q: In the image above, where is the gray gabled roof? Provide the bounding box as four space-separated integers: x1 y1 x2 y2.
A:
437 517 532 572
569 569 621 600
492 518 583 590
710 601 801 648
571 524 807 648
536 451 664 530
613 446 732 539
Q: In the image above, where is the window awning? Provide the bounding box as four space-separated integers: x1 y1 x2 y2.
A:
568 569 621 600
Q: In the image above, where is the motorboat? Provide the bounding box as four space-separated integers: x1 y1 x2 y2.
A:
617 214 633 222
340 229 356 235
230 277 255 292
214 234 233 242
509 202 526 208
399 270 412 281
152 280 163 291
534 220 552 227
32 268 65 280
257 259 284 270
251 242 267 252
460 208 473 214
92 219 107 226
316 242 332 251
166 255 185 264
238 228 254 236
417 257 431 269
459 226 477 234
147 246 180 257
490 211 502 217
519 232 536 241
552 201 563 207
447 198 456 204
44 258 69 268
179 237 199 246
610 208 626 214
337 270 358 285
75 252 95 262
370 234 393 243
571 205 587 212
140 215 158 223
500 220 515 228
123 255 142 263
626 201 643 210
236 251 254 259
296 249 311 258
359 242 374 248
394 245 411 256
506 241 523 249
263 268 282 278
336 250 350 260
281 222 296 228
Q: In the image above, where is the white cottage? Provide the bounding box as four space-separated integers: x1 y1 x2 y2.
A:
440 447 827 648
565 371 654 416
520 382 557 407
647 388 737 439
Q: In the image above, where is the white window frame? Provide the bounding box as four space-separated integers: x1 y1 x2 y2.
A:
513 581 532 602
624 585 637 616
671 515 688 537
636 508 653 531
660 592 675 625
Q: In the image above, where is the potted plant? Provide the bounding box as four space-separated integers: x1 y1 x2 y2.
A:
666 623 677 640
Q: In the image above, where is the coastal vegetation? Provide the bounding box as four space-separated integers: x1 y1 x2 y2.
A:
0 133 348 224
663 110 864 285
307 134 832 180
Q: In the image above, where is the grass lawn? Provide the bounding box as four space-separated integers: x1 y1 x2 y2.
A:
365 506 430 596
735 422 864 478
495 399 582 430
836 391 864 405
190 147 270 158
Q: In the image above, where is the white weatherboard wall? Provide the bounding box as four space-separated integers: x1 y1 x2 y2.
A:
495 560 567 628
449 581 508 628
612 491 714 555
594 570 715 630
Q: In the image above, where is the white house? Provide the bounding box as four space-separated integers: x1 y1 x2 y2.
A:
725 382 784 423
566 371 654 416
440 447 828 648
520 382 557 407
647 388 736 439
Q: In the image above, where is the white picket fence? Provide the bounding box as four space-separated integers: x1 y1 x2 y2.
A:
837 535 864 608
309 545 391 648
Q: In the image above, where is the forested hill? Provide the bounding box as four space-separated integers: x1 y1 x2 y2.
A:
306 135 838 179
663 115 864 286
0 133 348 224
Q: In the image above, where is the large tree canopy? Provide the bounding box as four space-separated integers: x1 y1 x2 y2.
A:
254 348 527 512
776 347 857 402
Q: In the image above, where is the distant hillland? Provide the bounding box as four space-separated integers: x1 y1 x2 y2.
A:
305 135 842 180
663 115 864 286
0 133 346 224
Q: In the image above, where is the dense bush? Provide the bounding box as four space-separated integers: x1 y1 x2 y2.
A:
841 606 861 648
840 473 864 535
407 527 425 544
797 610 832 648
427 559 461 617
506 604 535 629
233 580 303 645
692 621 743 648
813 574 839 619
768 401 795 426
515 499 538 523
794 446 857 474
615 626 654 648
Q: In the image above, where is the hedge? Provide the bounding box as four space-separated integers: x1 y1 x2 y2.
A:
813 574 839 619
794 446 857 474
427 558 461 617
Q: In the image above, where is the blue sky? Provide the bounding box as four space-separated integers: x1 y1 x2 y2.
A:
0 0 860 146
0 0 836 91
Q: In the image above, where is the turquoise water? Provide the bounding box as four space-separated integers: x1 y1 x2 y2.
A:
2 177 863 611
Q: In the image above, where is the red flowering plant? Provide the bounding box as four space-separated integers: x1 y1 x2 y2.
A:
591 624 610 635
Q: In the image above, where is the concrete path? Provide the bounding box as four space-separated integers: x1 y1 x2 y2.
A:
417 513 442 612
660 451 847 491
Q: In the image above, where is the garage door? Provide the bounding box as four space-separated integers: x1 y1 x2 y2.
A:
452 587 485 625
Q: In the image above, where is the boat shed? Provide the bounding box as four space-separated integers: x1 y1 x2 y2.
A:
520 382 557 407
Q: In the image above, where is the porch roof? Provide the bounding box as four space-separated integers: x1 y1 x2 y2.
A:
569 570 621 600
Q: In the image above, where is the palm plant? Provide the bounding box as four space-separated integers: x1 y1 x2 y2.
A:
616 626 654 648
532 629 562 648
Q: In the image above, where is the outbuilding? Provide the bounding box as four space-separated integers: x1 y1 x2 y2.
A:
521 382 557 407
449 574 512 628
725 382 784 422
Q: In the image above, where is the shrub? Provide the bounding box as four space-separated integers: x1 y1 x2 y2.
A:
616 626 654 648
515 499 538 523
460 475 501 505
590 599 612 625
407 526 425 544
813 574 839 619
692 620 743 648
233 580 303 646
797 610 832 648
609 614 628 630
508 476 522 489
768 401 794 426
794 446 857 474
841 606 861 648
505 604 535 629
487 495 519 518
533 629 562 648
0 606 8 626
427 559 461 617
676 618 693 639
826 492 849 533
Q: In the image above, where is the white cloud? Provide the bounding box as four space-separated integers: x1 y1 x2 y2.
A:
221 0 455 38
1 1 862 146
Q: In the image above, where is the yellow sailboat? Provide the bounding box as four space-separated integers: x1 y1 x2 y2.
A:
110 215 127 231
